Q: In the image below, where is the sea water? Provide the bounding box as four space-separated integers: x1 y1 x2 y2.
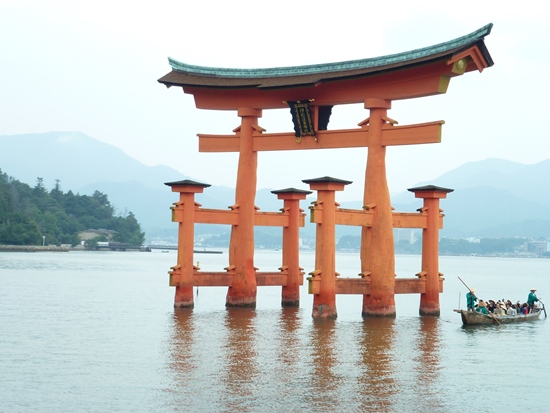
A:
1 250 548 412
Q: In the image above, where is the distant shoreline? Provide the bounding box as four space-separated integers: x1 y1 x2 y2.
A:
0 245 70 252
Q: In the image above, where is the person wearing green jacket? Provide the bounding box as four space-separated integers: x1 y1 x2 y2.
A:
466 288 478 312
527 288 539 312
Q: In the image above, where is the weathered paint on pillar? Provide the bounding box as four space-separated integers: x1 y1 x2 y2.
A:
272 188 312 307
226 108 262 307
165 180 210 308
409 185 453 316
361 98 396 317
304 177 351 319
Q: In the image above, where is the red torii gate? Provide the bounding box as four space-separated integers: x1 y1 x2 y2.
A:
159 24 494 318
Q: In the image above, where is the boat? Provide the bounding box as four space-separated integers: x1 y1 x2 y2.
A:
454 308 544 326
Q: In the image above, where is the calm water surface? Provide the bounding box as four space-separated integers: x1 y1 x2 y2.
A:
1 250 548 412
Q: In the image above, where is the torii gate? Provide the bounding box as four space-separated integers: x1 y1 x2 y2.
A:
159 24 494 317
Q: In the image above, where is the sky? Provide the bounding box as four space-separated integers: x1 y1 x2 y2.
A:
2 0 549 202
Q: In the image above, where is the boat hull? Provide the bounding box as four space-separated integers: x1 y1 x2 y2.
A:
454 309 542 325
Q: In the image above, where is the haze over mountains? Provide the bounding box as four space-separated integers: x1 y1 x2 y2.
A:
1 132 549 240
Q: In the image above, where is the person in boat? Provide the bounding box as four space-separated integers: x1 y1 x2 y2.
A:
487 300 496 313
507 304 517 316
476 300 489 314
466 288 478 312
493 302 505 316
520 303 529 315
527 289 539 313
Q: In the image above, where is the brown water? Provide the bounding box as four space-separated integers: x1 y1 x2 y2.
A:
1 250 548 412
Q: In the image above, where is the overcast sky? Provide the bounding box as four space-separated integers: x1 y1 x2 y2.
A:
2 1 548 201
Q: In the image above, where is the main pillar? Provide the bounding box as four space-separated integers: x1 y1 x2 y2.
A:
409 185 453 316
361 98 396 317
226 108 262 307
272 188 312 307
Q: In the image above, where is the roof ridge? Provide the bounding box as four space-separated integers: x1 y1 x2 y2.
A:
168 23 493 79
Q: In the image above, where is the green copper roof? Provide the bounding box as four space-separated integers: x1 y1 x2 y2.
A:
168 24 493 79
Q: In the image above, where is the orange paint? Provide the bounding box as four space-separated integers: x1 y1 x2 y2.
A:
164 180 209 308
361 99 396 317
226 108 262 307
160 26 492 315
273 189 311 307
409 186 453 316
305 177 351 319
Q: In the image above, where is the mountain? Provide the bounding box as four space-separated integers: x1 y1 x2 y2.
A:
1 132 549 240
390 158 550 237
0 132 289 241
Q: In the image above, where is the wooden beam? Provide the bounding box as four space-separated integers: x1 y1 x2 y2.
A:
187 62 454 110
254 211 289 227
194 208 239 225
198 121 443 153
308 277 443 294
311 209 442 229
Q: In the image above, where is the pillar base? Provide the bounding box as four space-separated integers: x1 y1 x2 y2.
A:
419 302 440 316
225 298 256 308
174 302 194 309
174 287 194 309
312 304 337 319
281 299 300 307
362 305 396 318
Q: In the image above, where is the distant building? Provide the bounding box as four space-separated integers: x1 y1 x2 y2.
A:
394 229 419 244
524 240 549 256
78 229 116 241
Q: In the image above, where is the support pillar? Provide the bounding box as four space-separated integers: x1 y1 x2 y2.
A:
226 108 262 307
361 98 396 317
272 188 312 307
409 185 453 316
165 179 210 308
304 177 351 319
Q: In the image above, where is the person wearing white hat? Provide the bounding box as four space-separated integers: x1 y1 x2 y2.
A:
527 289 539 313
466 288 478 312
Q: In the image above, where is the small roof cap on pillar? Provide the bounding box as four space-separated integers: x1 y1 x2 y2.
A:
302 176 353 185
164 179 211 188
407 184 454 193
271 187 312 200
271 187 313 195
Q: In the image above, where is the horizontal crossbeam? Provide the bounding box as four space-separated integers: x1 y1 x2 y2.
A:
310 209 442 229
169 271 305 287
198 121 444 153
308 277 444 295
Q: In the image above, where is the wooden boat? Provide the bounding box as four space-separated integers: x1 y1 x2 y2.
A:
454 308 543 325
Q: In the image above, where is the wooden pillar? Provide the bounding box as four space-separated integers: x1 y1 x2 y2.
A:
304 177 351 319
272 188 312 307
409 185 453 316
226 108 262 307
361 98 396 317
165 179 210 308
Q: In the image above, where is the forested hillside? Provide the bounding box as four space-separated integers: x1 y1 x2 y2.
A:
0 169 144 246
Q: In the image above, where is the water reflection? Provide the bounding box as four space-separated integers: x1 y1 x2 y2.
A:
275 307 301 368
165 309 198 412
169 309 197 380
413 317 444 411
356 318 397 412
305 318 341 411
220 308 259 412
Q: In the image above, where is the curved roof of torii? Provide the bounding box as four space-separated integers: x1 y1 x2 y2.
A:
158 24 494 110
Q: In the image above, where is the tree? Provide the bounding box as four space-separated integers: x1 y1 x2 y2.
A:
0 174 145 246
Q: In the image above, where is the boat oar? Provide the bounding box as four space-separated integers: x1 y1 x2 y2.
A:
539 299 547 318
458 277 501 325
